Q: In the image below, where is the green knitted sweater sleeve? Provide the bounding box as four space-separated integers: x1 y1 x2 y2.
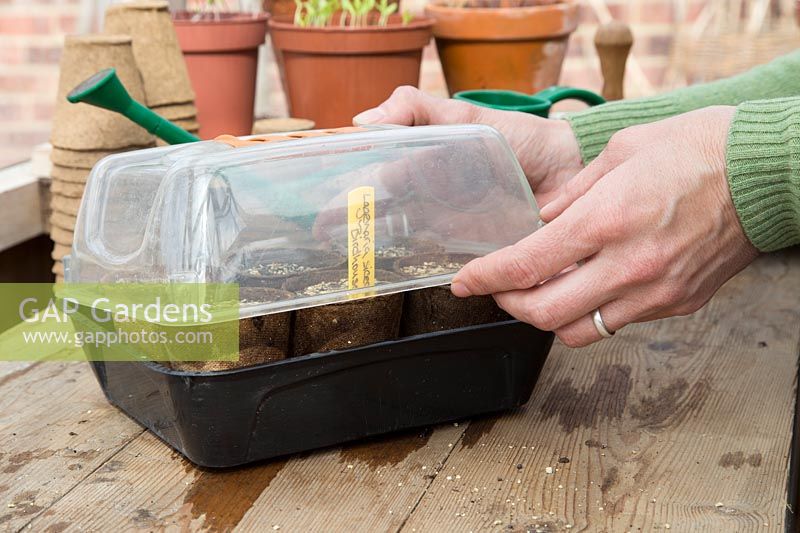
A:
726 97 800 252
567 50 800 163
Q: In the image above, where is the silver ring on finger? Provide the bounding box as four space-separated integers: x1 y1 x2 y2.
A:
592 308 615 338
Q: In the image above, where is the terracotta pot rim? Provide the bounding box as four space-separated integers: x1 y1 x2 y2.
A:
270 16 433 54
172 11 269 27
425 0 575 15
268 17 434 34
425 1 578 40
174 12 269 53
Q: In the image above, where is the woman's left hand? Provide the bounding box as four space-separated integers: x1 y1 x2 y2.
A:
450 106 759 347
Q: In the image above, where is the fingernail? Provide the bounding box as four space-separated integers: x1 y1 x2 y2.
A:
353 107 386 125
450 280 472 297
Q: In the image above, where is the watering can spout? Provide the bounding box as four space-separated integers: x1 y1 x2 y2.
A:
67 67 133 112
67 68 200 145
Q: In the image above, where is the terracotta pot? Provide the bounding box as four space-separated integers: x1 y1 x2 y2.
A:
269 16 433 128
172 12 269 138
425 1 579 95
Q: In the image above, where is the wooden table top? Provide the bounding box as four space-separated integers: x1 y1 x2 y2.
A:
1 250 798 532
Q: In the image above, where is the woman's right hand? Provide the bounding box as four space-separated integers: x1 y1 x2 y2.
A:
353 86 584 206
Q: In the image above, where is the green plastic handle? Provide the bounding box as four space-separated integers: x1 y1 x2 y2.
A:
125 100 200 145
67 68 200 145
533 86 606 107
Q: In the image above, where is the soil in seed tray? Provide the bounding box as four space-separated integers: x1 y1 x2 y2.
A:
232 248 343 289
373 239 444 270
239 285 294 306
284 269 404 356
394 252 477 279
170 288 293 372
395 253 512 336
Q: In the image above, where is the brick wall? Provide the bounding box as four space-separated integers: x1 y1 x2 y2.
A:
0 0 82 167
0 0 712 168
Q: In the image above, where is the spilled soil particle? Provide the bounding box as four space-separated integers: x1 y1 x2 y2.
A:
2 449 56 474
182 458 288 531
540 364 632 432
339 427 433 469
0 490 44 524
63 448 100 460
516 520 561 532
719 451 763 469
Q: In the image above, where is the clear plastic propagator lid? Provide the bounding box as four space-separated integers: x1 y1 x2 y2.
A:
66 125 541 318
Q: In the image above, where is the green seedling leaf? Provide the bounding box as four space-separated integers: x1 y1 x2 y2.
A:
294 0 308 26
377 0 397 26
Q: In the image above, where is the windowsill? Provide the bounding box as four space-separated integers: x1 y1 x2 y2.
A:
0 161 49 252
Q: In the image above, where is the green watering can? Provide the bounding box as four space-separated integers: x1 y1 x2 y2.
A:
454 86 606 116
68 68 200 145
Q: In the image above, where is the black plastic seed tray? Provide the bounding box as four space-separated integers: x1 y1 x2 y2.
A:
87 320 553 468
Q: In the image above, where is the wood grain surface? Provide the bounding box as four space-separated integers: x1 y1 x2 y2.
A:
1 250 798 532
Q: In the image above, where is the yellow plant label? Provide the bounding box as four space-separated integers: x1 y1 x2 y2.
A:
347 186 376 292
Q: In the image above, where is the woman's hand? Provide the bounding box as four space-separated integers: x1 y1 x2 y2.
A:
354 86 583 205
450 106 759 347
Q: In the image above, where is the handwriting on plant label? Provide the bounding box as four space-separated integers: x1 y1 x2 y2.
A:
347 186 376 295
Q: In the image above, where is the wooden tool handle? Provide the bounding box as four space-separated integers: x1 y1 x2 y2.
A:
594 21 633 101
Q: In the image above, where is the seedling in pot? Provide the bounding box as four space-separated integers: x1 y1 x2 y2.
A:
376 0 398 26
192 0 229 20
293 0 407 27
441 0 555 7
191 0 263 17
295 0 340 27
341 0 375 27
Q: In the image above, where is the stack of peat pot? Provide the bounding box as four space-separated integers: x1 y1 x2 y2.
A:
49 1 199 282
49 34 155 282
104 1 199 145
